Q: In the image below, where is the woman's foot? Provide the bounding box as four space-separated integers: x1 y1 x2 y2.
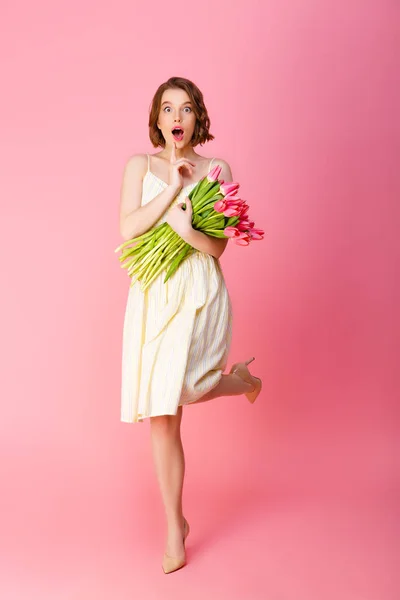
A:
162 516 190 574
162 552 186 574
229 357 262 403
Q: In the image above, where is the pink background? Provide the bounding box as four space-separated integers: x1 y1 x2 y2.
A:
1 1 397 599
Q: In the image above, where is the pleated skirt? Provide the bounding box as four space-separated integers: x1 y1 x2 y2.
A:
120 251 233 423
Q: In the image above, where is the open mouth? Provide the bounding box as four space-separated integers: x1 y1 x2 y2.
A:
172 128 184 141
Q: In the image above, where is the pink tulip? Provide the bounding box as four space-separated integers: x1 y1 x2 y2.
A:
214 198 244 214
238 217 254 228
234 237 250 246
225 192 242 203
224 226 250 241
223 206 242 217
224 226 240 238
239 204 250 217
249 228 264 240
214 200 226 213
223 199 244 217
226 200 245 211
207 165 222 181
220 182 240 197
237 220 251 232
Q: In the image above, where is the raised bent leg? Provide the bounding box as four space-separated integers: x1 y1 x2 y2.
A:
191 372 255 404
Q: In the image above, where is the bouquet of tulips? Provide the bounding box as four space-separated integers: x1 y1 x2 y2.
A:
114 164 264 292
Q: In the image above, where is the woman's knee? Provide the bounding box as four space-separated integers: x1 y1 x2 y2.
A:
150 409 182 435
150 414 173 429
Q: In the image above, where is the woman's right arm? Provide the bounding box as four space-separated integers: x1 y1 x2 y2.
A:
119 155 181 241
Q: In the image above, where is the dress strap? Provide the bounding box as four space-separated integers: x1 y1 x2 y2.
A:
208 157 215 172
146 153 150 173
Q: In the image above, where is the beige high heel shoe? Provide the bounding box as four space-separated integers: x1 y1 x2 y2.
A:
230 356 262 403
162 517 190 574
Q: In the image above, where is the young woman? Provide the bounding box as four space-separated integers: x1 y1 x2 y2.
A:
118 76 262 573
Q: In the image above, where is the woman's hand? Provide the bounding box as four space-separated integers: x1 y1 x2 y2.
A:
165 196 193 237
168 142 196 191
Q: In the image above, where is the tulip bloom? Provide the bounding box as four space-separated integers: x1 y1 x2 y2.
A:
223 226 249 240
207 165 222 182
214 198 244 216
249 228 265 240
213 200 227 213
239 204 250 218
237 219 254 231
234 236 251 246
223 206 242 217
220 182 240 197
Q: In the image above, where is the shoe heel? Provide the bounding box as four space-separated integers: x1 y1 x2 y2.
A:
230 357 255 375
245 376 262 403
229 358 262 404
183 518 190 542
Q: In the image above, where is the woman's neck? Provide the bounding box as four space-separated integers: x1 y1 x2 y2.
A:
158 145 198 161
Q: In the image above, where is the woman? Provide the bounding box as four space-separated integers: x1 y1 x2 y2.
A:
118 76 262 573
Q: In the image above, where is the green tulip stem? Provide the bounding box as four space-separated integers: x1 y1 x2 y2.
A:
142 238 188 289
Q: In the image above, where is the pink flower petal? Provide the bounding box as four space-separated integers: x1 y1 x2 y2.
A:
224 191 241 202
214 200 226 213
225 198 244 207
220 182 240 197
237 221 251 231
223 207 241 217
224 226 239 238
207 165 222 181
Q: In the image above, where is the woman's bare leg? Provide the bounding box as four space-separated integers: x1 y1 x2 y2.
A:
150 406 186 558
149 373 256 557
192 372 255 404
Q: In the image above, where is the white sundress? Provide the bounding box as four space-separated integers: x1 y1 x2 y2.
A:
120 154 233 423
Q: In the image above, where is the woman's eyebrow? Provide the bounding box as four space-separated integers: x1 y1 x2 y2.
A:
161 101 192 106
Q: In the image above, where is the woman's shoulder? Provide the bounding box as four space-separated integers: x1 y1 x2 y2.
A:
124 153 149 166
122 153 149 178
211 156 229 166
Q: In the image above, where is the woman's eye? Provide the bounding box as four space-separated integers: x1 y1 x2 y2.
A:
163 106 191 113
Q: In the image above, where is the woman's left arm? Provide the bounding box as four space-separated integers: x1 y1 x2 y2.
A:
180 227 229 260
181 158 233 260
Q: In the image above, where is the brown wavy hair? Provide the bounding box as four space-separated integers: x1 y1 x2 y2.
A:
148 77 215 148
